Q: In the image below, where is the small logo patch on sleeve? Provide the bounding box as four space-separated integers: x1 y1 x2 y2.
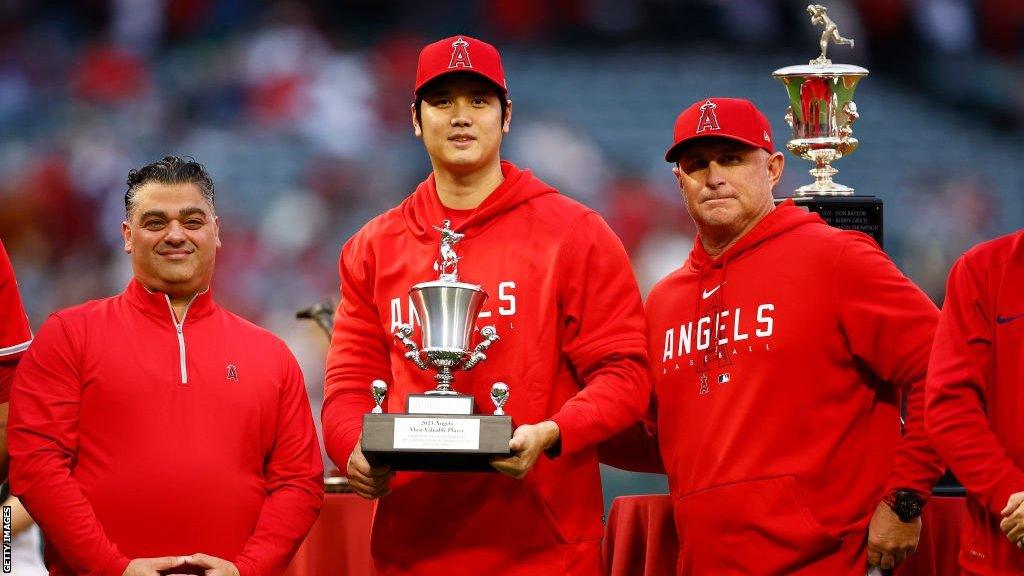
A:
226 364 238 381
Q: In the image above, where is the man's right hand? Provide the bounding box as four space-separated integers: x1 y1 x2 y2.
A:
347 435 393 500
121 556 187 576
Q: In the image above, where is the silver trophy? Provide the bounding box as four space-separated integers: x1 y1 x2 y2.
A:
773 4 867 195
361 220 514 471
393 220 501 395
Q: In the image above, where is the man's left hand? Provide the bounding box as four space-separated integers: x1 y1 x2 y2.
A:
490 421 560 480
165 554 239 576
867 501 921 570
999 491 1024 545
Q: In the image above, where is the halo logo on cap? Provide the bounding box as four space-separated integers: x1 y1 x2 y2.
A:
696 99 721 133
449 37 472 69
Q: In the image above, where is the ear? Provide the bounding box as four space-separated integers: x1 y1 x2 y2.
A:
122 220 132 253
766 152 785 188
213 216 222 249
672 163 699 193
411 102 422 138
502 99 512 135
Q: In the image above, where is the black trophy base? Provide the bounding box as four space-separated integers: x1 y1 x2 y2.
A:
777 195 884 249
361 413 512 472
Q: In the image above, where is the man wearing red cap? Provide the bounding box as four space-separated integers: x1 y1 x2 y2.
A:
605 97 944 574
0 239 32 481
926 230 1024 574
321 35 649 575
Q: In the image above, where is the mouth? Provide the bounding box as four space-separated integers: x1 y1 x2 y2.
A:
158 249 194 260
448 134 476 148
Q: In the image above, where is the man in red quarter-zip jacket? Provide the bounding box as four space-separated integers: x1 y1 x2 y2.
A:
603 98 945 574
0 238 32 481
926 230 1024 574
8 156 324 576
321 35 650 575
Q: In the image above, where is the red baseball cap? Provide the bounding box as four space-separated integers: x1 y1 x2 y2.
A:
414 35 508 97
665 97 774 162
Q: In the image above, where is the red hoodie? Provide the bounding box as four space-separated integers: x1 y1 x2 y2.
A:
0 238 32 402
322 161 650 575
8 279 324 576
926 230 1024 575
641 201 943 574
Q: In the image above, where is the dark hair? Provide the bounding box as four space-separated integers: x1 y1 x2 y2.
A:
413 74 509 127
125 156 215 217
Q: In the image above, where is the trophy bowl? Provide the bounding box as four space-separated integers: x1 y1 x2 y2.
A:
411 280 487 354
774 63 867 196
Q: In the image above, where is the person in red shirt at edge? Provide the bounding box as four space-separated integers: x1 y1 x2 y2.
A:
926 230 1024 575
599 97 946 575
0 238 32 482
8 156 324 576
321 35 650 576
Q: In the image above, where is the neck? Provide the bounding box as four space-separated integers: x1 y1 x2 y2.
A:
168 295 195 322
433 161 505 210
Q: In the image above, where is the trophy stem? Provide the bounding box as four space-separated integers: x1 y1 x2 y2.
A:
428 366 458 395
795 151 854 196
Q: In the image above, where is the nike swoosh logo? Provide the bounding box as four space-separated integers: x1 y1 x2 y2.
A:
702 283 725 299
996 312 1024 325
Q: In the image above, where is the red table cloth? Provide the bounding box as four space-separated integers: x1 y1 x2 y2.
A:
603 494 966 576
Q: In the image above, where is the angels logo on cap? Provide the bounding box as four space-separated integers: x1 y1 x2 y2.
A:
665 97 775 162
449 37 472 69
696 99 721 133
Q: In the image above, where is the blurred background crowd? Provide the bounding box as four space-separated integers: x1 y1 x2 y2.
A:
1 0 1022 507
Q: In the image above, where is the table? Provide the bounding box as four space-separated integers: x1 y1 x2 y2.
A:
603 494 966 576
283 492 376 576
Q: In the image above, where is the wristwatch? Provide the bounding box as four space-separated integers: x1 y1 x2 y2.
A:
883 489 924 522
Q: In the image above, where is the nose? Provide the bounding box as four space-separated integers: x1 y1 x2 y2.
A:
164 220 187 245
450 99 472 128
705 161 726 189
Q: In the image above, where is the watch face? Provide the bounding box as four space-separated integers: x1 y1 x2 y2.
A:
893 491 923 521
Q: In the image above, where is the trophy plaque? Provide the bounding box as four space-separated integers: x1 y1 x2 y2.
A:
772 4 883 247
360 220 513 471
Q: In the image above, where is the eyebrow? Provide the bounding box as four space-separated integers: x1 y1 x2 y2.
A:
138 207 209 220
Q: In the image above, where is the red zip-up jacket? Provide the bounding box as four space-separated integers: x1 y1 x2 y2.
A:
0 238 32 402
635 201 944 575
8 279 324 576
322 161 650 575
926 230 1024 575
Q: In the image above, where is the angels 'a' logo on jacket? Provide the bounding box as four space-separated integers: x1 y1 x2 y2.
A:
660 302 776 395
449 37 472 69
696 99 721 133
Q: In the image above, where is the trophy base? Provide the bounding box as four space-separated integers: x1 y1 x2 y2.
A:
778 195 884 248
361 413 513 472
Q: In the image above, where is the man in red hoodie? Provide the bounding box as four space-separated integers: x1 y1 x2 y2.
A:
8 156 324 576
0 239 32 481
321 35 650 575
606 97 945 574
926 230 1024 574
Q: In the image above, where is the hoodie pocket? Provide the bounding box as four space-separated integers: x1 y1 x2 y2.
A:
675 475 843 575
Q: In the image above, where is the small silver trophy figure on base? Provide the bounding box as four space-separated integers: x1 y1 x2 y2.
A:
490 382 509 416
371 380 388 414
